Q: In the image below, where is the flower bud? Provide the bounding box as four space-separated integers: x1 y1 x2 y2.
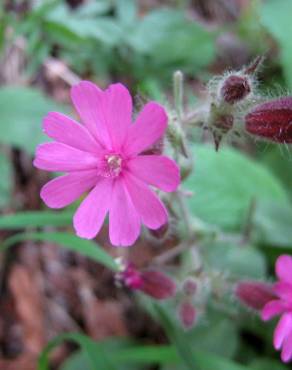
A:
140 270 176 300
235 281 276 310
178 301 197 330
116 263 176 300
220 75 251 104
245 97 292 143
182 278 197 296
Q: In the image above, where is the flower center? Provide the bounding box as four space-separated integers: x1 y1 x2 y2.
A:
99 153 123 178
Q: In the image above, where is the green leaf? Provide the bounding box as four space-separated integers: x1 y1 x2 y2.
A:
187 313 239 358
38 333 117 370
153 304 251 370
184 145 288 230
2 232 118 271
260 0 292 88
253 200 292 247
250 358 288 370
0 152 12 208
45 4 121 46
128 9 215 71
0 86 68 153
0 211 73 229
204 242 267 279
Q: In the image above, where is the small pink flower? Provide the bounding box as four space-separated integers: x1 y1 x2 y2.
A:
117 263 176 300
261 255 292 362
34 81 180 246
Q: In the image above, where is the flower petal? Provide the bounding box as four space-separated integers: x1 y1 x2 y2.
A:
124 172 167 229
261 300 285 321
43 112 102 153
127 155 180 192
274 282 292 302
73 178 112 239
124 102 167 156
274 313 292 351
109 178 141 247
34 142 99 172
276 255 292 283
40 170 98 209
70 81 111 147
103 83 132 150
281 323 292 362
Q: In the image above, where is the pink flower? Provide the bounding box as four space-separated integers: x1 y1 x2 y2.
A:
116 263 176 299
33 81 180 246
261 255 292 362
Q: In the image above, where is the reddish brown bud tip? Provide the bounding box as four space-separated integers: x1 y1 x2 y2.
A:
140 270 176 300
235 281 276 310
221 75 251 104
142 138 164 155
149 222 169 239
178 301 197 330
182 278 197 296
245 97 292 143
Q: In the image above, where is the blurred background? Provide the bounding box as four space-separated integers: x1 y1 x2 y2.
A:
1 0 292 369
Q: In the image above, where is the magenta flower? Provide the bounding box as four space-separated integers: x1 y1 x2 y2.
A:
33 81 180 246
262 255 292 362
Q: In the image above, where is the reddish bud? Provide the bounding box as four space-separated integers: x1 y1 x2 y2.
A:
182 278 197 296
116 264 176 300
245 97 292 143
178 301 197 330
235 281 276 310
221 75 251 104
140 270 176 300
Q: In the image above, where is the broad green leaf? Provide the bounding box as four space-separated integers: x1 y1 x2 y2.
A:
188 313 239 358
260 0 292 88
204 242 267 279
0 86 68 153
250 358 288 370
153 305 252 370
0 211 73 229
0 152 12 208
61 352 90 370
38 333 117 370
128 9 215 71
2 232 118 271
45 4 121 46
184 145 288 230
253 200 292 247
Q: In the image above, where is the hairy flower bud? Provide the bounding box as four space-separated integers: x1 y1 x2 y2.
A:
178 301 197 330
221 75 251 104
245 97 292 143
182 278 197 296
116 263 176 300
235 281 276 310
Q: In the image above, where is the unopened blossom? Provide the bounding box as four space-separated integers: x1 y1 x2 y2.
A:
235 281 276 310
245 97 292 143
116 263 176 300
220 75 251 104
261 255 292 362
178 300 197 330
34 81 180 246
